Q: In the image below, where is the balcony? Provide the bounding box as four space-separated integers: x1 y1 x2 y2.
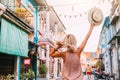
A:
0 0 34 28
14 7 34 28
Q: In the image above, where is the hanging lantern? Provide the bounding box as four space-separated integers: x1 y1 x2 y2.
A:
24 58 31 66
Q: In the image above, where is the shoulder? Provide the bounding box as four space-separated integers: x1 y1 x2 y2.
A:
61 51 66 56
75 49 81 57
58 51 66 57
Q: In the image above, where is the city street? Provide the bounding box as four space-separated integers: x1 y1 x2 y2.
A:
0 0 120 80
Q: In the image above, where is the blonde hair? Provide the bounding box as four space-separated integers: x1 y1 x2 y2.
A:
63 34 77 52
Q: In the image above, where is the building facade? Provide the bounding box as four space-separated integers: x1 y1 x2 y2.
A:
99 0 120 79
0 0 41 80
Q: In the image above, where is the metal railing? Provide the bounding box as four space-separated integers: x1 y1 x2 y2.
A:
0 1 34 28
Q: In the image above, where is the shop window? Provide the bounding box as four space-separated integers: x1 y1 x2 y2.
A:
118 38 120 45
0 53 15 75
111 24 116 36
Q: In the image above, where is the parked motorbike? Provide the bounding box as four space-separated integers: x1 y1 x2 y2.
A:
91 71 110 80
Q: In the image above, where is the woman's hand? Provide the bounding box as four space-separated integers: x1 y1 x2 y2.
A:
90 22 95 28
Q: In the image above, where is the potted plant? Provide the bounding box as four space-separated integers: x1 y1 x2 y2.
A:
20 72 27 80
94 60 105 72
6 74 14 80
38 64 48 78
27 69 35 80
20 69 35 80
0 74 14 80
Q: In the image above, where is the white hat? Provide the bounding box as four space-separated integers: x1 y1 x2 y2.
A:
88 7 103 26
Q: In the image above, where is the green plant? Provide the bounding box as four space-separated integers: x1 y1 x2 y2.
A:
20 72 27 80
27 69 35 79
38 64 48 75
6 74 14 80
0 75 6 80
20 69 35 80
0 74 14 80
94 60 105 71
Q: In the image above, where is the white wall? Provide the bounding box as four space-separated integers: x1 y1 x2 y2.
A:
104 51 111 74
112 47 119 79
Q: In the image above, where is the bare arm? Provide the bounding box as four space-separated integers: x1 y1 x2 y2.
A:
49 46 60 57
49 41 65 58
77 22 95 56
49 47 66 60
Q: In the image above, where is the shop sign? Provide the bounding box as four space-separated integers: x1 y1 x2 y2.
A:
24 58 31 65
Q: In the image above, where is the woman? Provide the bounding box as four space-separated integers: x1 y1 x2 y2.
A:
50 22 95 80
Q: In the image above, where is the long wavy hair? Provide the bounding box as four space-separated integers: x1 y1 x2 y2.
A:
63 34 77 52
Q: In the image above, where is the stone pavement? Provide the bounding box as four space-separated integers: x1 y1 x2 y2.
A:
37 77 62 80
83 75 95 80
37 75 95 80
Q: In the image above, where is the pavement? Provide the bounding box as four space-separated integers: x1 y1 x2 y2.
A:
38 75 115 80
37 77 62 80
37 75 95 80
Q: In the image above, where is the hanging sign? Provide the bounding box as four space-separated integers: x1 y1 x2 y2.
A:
24 58 31 65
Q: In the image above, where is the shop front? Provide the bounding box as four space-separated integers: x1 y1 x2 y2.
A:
0 8 33 80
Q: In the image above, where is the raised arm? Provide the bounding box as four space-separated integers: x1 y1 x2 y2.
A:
77 22 95 55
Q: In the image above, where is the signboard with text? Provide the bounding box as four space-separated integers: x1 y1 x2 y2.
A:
24 58 31 66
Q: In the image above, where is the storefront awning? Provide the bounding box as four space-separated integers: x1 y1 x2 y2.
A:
103 16 110 27
0 18 28 57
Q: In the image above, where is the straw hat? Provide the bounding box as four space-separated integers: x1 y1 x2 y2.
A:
88 7 103 26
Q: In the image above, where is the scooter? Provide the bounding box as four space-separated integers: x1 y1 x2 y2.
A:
91 71 110 80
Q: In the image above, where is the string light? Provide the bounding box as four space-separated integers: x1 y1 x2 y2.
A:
58 11 88 18
4 0 105 19
50 1 99 7
48 0 105 19
3 0 105 9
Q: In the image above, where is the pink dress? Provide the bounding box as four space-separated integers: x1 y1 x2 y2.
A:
62 52 84 80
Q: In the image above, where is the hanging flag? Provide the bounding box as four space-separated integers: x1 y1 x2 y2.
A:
38 30 43 36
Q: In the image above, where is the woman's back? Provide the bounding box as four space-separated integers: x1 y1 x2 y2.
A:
62 52 83 80
50 23 95 80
